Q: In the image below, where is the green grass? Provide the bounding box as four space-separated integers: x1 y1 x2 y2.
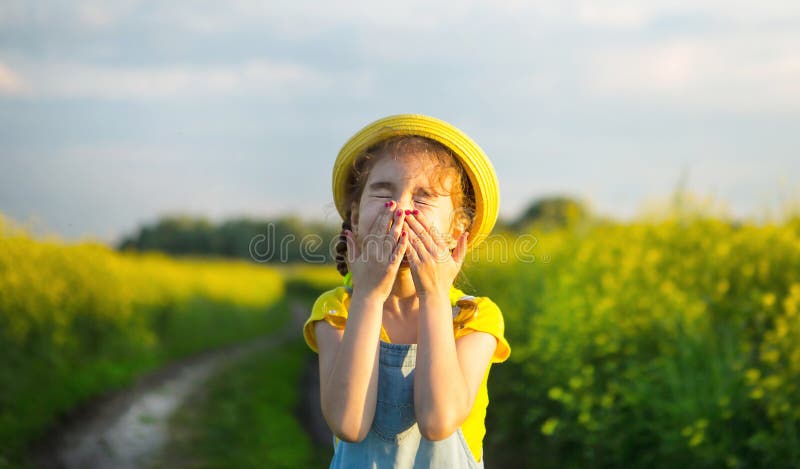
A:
160 337 332 468
4 297 287 469
156 278 338 468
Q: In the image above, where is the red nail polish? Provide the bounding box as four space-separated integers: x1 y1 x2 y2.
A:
384 202 390 207
389 201 395 207
396 210 402 216
405 209 411 215
402 231 406 237
412 209 419 215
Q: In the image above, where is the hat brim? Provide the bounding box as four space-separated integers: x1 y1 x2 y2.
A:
332 114 499 252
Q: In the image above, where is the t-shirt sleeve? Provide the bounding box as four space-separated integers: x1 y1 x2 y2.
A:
456 296 512 363
303 287 350 354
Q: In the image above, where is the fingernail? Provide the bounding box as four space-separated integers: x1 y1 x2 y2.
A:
402 231 406 237
384 202 390 207
405 209 411 215
412 209 419 215
396 210 402 216
388 201 394 207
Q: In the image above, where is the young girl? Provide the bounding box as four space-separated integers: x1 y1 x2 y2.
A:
303 114 511 468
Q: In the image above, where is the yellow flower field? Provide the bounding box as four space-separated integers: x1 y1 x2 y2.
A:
468 211 800 467
3 205 800 467
0 214 285 468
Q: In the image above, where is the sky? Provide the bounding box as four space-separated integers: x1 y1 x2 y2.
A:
1 0 799 245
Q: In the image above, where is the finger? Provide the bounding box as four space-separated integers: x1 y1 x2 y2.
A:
404 228 423 266
404 222 428 262
366 200 396 237
361 204 396 259
387 205 405 243
408 209 449 250
403 213 435 254
389 230 408 266
384 200 399 234
404 213 444 260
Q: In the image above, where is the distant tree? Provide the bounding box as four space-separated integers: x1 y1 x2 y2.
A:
118 216 215 254
117 196 595 261
510 195 592 232
118 215 340 264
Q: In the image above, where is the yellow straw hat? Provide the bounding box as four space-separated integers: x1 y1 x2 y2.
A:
332 114 499 252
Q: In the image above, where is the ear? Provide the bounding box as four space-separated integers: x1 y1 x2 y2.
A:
448 222 465 250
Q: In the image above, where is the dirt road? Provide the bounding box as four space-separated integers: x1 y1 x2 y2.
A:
33 301 324 469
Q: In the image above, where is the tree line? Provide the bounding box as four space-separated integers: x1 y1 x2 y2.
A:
117 196 593 263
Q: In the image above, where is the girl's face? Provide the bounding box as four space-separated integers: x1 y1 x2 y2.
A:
351 153 463 264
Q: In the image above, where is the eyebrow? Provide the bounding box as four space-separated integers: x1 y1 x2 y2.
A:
367 181 437 196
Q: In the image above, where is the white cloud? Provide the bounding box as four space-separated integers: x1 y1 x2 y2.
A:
0 0 139 29
0 57 344 99
0 61 30 95
3 0 799 34
1 0 799 110
76 3 116 29
153 0 477 36
585 32 800 111
577 3 650 28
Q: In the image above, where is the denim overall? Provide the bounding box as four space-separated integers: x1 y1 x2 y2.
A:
329 340 484 469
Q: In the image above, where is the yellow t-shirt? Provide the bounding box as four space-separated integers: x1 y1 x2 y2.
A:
302 276 511 463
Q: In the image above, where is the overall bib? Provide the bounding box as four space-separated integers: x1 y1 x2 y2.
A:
329 341 484 469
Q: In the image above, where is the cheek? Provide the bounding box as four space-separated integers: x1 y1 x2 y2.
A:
371 200 394 218
425 210 453 237
356 201 389 231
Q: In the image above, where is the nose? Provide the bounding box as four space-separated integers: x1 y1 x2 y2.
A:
388 195 414 213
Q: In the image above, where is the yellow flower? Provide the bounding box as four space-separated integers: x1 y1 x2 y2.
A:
744 368 761 384
762 293 776 308
696 418 708 429
541 418 559 436
689 432 704 447
761 349 780 364
762 375 782 390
